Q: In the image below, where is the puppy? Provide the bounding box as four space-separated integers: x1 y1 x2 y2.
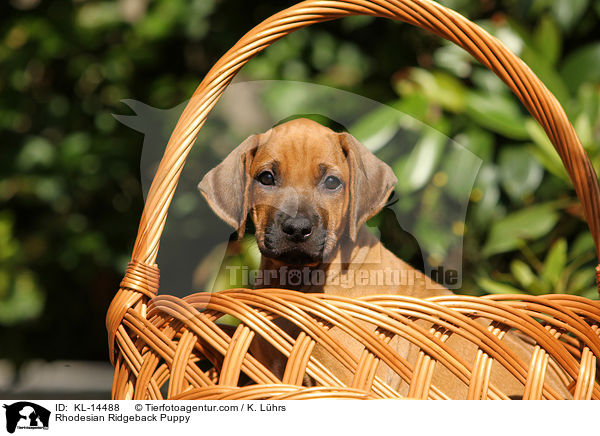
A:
199 118 571 398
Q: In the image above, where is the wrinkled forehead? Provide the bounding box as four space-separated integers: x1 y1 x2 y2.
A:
251 120 348 176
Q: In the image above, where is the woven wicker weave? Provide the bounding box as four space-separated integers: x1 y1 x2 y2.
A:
107 0 600 400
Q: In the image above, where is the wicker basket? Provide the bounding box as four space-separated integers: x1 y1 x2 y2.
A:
106 0 600 400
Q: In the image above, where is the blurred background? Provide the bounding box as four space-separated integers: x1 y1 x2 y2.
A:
1 0 599 398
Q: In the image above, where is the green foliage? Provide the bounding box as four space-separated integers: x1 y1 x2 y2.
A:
479 236 596 298
1 0 599 364
0 212 45 324
482 203 561 257
561 43 600 93
380 3 600 297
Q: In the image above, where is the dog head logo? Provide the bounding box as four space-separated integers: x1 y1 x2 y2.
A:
114 81 480 291
3 402 50 433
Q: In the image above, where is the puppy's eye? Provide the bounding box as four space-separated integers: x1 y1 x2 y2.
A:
257 171 275 186
324 175 342 190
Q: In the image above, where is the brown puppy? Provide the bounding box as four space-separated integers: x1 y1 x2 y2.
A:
199 118 570 398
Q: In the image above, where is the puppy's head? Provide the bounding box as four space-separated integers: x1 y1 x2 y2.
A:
198 118 397 265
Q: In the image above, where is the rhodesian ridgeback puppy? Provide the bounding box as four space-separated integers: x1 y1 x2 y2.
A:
198 118 571 399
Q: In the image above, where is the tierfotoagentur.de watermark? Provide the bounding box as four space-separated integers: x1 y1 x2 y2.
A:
226 265 457 290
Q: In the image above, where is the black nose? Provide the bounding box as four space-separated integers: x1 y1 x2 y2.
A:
281 216 313 242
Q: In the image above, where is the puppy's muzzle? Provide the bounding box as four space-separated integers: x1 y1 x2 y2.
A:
281 215 313 242
260 210 327 265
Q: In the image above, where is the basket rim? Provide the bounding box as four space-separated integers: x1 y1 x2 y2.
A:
112 287 600 399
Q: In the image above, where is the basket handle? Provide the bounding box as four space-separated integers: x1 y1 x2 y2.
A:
123 0 600 295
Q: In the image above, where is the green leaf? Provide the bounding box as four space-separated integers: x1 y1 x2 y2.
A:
350 107 401 152
525 119 570 182
482 203 560 256
574 113 594 150
392 94 429 123
510 259 537 288
498 146 543 202
466 92 529 140
579 286 598 299
0 270 45 325
241 236 262 269
395 69 467 113
341 15 375 30
541 238 567 288
0 213 18 264
414 215 454 259
551 0 589 32
476 277 522 294
433 43 473 78
394 129 446 193
453 127 495 161
533 15 562 65
570 232 596 260
560 43 600 93
429 71 467 113
17 137 55 170
310 32 336 70
442 143 482 202
470 164 501 226
77 2 122 29
568 268 596 293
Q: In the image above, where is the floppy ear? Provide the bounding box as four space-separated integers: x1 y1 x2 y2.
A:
339 132 398 241
198 134 259 238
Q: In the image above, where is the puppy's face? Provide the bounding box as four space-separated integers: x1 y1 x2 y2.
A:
248 120 350 265
198 118 397 266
